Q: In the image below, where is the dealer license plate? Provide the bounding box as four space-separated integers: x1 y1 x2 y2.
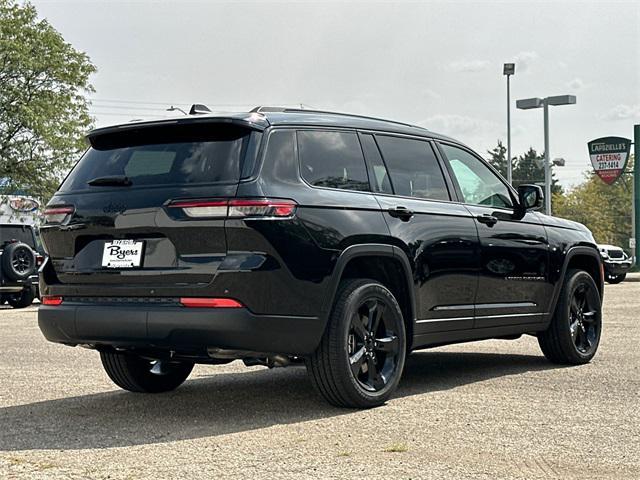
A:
101 240 144 268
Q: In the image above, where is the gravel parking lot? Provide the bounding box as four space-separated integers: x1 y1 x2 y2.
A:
1 282 638 479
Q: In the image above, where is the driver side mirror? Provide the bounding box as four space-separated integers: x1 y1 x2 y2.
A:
516 184 544 214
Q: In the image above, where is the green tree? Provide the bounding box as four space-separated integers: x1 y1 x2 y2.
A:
486 141 563 197
486 140 508 178
554 156 633 249
0 0 95 200
513 147 562 195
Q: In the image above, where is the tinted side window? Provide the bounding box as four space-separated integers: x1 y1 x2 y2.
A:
441 144 513 208
375 135 449 201
297 130 369 192
359 134 393 194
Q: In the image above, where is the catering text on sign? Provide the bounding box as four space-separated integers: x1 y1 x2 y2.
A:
588 136 632 185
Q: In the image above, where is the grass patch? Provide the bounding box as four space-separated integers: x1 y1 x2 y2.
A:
383 443 409 453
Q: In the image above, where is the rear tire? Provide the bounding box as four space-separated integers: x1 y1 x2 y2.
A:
538 269 602 365
100 351 194 393
8 288 35 308
606 273 626 284
306 279 406 409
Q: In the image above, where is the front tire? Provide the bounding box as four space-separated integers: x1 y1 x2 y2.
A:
306 279 406 408
538 269 602 365
100 351 194 393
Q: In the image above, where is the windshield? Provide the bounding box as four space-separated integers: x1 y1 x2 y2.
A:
60 124 260 192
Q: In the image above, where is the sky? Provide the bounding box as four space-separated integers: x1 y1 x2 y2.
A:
32 0 640 188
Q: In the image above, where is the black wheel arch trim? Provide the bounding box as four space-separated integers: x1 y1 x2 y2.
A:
321 243 417 326
546 245 603 325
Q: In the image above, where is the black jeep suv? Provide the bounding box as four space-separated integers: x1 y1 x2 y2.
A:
38 107 603 408
1 223 40 308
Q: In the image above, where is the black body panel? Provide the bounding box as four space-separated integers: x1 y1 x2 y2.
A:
38 110 603 358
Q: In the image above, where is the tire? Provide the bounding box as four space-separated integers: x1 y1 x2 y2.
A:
538 269 602 365
306 279 407 409
100 350 194 393
606 273 626 284
7 288 35 308
1 242 36 281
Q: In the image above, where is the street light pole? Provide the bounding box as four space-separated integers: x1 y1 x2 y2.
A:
516 94 576 216
543 101 551 215
503 63 515 184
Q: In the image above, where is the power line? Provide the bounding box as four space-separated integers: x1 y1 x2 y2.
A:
89 98 260 107
89 104 170 112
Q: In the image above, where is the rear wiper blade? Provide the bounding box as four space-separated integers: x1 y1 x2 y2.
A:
87 175 132 187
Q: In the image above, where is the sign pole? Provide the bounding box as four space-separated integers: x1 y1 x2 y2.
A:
543 101 551 215
633 125 640 265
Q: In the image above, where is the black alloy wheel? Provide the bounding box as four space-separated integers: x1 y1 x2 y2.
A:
12 248 34 275
568 282 599 355
538 269 602 365
306 279 406 408
347 297 401 392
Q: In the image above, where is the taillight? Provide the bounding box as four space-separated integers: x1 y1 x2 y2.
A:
42 296 63 306
170 199 228 218
169 198 296 219
43 205 75 224
228 199 296 218
180 297 243 308
36 254 44 267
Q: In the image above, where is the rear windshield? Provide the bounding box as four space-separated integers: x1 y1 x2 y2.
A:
0 225 35 247
59 124 261 192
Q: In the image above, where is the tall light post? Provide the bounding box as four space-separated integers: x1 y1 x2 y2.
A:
516 95 577 215
503 63 515 184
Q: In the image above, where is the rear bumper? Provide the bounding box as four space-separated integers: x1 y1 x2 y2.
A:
38 303 324 355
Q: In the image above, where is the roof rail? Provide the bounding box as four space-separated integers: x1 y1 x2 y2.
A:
250 106 426 130
250 106 286 113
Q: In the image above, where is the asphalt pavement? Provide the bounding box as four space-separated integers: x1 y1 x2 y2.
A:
1 282 638 479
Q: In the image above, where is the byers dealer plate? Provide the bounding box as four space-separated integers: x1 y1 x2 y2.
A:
101 240 144 268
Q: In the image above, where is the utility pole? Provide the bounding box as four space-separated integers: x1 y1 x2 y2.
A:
633 125 640 265
543 101 551 215
503 63 515 184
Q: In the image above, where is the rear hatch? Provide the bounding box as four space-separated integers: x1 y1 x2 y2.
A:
40 119 263 295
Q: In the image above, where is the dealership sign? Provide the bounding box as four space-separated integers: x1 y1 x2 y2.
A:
588 136 632 185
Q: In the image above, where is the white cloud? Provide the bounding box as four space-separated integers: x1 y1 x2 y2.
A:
445 59 491 73
512 51 538 73
419 114 498 136
421 88 441 101
600 104 640 121
566 77 586 90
